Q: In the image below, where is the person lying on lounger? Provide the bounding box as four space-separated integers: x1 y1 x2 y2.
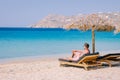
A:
62 43 90 61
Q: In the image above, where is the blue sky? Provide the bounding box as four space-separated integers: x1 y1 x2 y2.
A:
0 0 120 27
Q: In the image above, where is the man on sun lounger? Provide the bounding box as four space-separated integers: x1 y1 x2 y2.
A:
62 43 90 61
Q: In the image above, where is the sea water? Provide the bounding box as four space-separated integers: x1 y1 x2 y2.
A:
0 28 120 59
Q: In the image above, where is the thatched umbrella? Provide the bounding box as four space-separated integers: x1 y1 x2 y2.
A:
65 14 117 53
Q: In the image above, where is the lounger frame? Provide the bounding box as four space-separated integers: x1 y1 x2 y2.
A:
59 54 102 70
98 53 120 67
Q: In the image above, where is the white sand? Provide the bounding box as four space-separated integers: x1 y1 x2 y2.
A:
0 57 120 80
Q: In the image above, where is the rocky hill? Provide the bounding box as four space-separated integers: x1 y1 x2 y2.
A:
31 12 120 28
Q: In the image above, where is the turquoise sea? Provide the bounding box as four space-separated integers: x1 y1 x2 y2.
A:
0 28 120 59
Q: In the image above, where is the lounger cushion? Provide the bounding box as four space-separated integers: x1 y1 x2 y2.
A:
58 58 72 62
97 53 120 60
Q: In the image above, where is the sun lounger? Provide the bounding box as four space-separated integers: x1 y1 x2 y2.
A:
97 53 120 67
59 52 102 70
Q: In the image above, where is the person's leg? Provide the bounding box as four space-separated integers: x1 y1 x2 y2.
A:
72 50 76 58
64 57 72 60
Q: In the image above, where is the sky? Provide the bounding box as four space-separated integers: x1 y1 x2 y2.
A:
0 0 120 27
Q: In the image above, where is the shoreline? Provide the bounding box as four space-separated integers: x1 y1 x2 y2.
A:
0 53 67 64
0 49 120 64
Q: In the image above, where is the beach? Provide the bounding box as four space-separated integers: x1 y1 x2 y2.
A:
0 55 120 80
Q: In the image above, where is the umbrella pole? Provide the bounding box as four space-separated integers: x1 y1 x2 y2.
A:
92 26 95 53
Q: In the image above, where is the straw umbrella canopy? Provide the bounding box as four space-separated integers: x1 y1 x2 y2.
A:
65 13 116 53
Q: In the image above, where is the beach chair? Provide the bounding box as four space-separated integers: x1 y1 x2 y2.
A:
59 52 102 70
97 53 120 67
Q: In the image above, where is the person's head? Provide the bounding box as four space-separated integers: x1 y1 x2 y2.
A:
84 43 89 49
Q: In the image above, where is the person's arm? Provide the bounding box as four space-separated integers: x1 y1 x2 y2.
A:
77 50 83 53
73 50 83 53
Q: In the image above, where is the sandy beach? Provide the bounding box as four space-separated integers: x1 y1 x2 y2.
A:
0 55 120 80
